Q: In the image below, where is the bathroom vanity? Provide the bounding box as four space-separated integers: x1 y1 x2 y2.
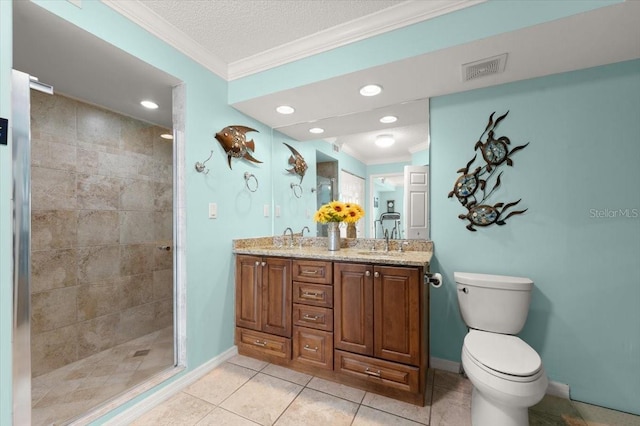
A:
233 237 432 406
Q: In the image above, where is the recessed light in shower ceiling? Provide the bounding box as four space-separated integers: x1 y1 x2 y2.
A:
359 84 383 97
140 100 159 109
276 105 295 114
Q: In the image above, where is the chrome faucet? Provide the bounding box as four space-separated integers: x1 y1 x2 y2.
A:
283 227 294 248
299 226 310 248
383 229 390 252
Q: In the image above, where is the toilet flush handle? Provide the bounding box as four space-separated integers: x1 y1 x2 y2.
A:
458 287 469 294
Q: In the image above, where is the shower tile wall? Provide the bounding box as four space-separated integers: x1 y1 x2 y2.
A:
30 91 173 377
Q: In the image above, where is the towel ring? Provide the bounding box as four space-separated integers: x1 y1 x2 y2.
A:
244 172 258 192
195 150 213 174
290 182 303 198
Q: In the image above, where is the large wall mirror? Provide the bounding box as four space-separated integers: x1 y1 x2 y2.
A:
13 2 184 424
268 98 430 240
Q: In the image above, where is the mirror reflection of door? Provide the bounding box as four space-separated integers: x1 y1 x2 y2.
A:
403 165 429 239
339 170 365 238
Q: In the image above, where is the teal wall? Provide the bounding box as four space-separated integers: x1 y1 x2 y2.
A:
430 60 640 415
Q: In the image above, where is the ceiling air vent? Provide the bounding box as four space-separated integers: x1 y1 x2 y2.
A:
462 53 508 82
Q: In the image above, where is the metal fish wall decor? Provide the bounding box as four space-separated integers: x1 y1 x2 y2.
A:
215 125 262 169
283 142 308 183
448 111 529 231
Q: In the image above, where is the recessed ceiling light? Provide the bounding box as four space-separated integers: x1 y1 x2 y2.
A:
375 134 395 147
276 105 295 114
160 133 173 140
140 100 158 109
309 127 325 134
380 115 397 124
359 84 383 97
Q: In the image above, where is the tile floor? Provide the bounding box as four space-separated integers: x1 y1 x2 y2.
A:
31 326 174 426
131 354 640 426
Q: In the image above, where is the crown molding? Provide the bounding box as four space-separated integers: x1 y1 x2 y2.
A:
102 0 484 82
228 0 486 80
101 0 228 80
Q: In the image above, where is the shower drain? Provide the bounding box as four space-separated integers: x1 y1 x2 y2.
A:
133 349 151 357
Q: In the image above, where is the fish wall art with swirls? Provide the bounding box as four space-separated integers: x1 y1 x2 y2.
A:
215 125 262 169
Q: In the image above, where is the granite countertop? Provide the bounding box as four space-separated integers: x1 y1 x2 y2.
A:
233 236 433 268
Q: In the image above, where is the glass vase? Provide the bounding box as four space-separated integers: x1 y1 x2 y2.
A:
327 222 340 251
346 222 357 239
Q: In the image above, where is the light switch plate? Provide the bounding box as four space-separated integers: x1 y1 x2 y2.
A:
263 204 270 217
275 205 281 217
208 203 217 219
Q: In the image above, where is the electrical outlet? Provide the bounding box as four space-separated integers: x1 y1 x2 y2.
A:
275 205 281 217
263 204 270 217
208 203 217 219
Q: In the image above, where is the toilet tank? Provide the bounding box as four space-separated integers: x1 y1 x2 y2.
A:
455 272 533 334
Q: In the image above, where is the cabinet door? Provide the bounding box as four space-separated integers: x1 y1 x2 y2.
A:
262 258 292 338
334 262 373 356
235 255 262 331
374 266 421 366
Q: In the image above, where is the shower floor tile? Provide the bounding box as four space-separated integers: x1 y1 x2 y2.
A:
32 326 174 426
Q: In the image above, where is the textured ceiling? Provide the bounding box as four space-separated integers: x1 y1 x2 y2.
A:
138 0 405 64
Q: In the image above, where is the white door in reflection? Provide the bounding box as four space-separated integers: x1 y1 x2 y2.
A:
339 170 365 237
404 165 429 239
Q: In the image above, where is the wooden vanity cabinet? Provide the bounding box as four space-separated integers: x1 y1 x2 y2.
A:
235 254 429 405
291 259 334 371
334 262 427 405
334 263 421 365
235 255 292 361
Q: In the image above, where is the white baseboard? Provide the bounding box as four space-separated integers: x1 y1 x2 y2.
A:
546 380 570 399
103 346 238 425
430 357 462 373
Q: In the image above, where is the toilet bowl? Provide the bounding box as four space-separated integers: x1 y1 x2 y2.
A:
462 330 548 426
455 272 548 426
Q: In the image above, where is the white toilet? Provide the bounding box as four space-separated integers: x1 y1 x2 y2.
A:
455 272 548 426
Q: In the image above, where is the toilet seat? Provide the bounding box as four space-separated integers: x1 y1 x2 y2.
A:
464 330 542 382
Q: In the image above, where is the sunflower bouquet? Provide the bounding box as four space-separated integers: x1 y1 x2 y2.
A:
314 201 365 224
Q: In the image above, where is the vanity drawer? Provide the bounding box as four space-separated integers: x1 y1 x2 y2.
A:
293 326 333 370
292 260 333 284
334 350 419 393
293 282 333 307
235 327 291 360
293 303 333 331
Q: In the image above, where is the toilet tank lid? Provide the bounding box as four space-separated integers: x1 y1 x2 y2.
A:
454 272 533 290
464 330 542 376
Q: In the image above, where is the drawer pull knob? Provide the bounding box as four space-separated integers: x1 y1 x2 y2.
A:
302 291 321 298
255 261 260 266
261 261 266 267
374 271 380 278
254 340 266 347
302 314 319 321
365 271 371 277
304 344 319 352
302 270 319 275
365 368 382 377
